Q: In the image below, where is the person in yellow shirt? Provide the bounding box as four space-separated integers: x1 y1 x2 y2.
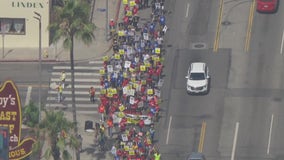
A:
57 83 63 102
154 151 161 160
60 70 66 88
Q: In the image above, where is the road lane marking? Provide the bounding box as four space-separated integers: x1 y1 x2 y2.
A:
17 84 49 88
267 114 274 154
231 122 239 160
198 121 207 153
24 86 32 106
213 0 224 52
244 0 256 52
186 3 190 18
280 31 284 54
166 115 172 145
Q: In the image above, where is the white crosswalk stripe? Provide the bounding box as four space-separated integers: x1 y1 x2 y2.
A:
45 61 102 115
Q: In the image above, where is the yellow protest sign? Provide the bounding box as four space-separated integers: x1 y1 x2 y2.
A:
118 111 125 117
155 47 161 54
99 69 105 75
145 61 151 67
107 92 113 97
120 141 126 146
131 77 136 82
147 89 154 95
126 10 132 16
124 145 130 151
119 49 125 55
129 149 135 155
115 54 120 59
112 88 117 94
140 65 146 71
123 0 128 5
129 67 134 72
123 72 128 78
100 89 106 94
118 30 124 36
107 88 113 94
129 0 136 6
119 105 125 111
141 80 146 85
132 83 138 89
102 55 109 61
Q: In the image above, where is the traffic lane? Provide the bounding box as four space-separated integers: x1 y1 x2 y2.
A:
250 10 284 55
0 63 52 108
217 0 251 51
158 49 230 160
220 96 276 160
0 63 52 84
221 9 284 158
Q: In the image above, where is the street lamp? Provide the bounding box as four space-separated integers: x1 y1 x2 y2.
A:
33 11 42 122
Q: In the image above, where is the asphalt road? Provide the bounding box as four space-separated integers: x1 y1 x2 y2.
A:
0 63 52 107
158 0 284 160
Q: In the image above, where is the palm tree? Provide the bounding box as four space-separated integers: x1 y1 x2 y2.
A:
49 0 95 136
39 110 79 160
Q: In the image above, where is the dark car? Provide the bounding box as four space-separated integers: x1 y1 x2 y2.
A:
186 152 206 160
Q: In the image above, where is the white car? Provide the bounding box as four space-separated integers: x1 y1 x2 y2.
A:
185 62 210 94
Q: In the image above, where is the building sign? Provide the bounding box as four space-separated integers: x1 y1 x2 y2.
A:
0 80 35 160
12 1 44 8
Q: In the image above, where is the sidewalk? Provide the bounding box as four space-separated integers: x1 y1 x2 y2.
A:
0 0 120 63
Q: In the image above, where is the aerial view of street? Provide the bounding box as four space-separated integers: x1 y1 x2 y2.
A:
1 0 284 160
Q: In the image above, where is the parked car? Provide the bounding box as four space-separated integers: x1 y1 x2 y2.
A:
185 62 210 94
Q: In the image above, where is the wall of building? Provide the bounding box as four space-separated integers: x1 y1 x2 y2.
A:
0 0 50 48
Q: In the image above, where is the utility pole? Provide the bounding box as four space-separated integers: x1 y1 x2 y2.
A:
34 11 42 122
106 0 108 41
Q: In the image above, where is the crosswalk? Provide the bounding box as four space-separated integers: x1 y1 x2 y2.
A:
45 60 103 115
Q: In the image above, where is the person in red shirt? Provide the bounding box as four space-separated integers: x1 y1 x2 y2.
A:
98 104 105 121
123 16 129 26
89 87 95 103
132 5 139 15
138 119 145 132
107 117 114 138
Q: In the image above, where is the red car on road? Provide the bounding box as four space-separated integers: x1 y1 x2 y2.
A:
256 0 279 13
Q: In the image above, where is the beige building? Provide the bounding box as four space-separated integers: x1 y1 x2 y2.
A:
0 0 50 48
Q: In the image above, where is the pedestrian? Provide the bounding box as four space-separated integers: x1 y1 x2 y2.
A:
107 117 114 138
138 119 145 132
89 86 95 103
57 83 63 102
111 145 117 158
149 125 155 142
154 151 161 160
78 134 83 152
60 70 66 88
98 104 105 122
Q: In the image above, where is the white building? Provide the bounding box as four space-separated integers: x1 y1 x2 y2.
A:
0 0 50 48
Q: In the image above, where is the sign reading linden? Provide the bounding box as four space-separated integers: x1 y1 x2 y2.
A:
0 80 35 160
12 1 44 8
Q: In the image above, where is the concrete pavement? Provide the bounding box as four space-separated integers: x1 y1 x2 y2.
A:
0 0 121 63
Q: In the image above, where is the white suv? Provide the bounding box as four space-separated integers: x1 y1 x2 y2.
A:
185 62 210 94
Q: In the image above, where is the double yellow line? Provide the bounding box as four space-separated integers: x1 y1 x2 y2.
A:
214 0 256 53
245 0 256 52
198 121 207 153
213 0 224 52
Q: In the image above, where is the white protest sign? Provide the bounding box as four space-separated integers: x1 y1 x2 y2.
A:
129 96 135 105
124 61 131 68
107 65 113 73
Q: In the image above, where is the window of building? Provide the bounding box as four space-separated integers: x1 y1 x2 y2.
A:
0 18 25 35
